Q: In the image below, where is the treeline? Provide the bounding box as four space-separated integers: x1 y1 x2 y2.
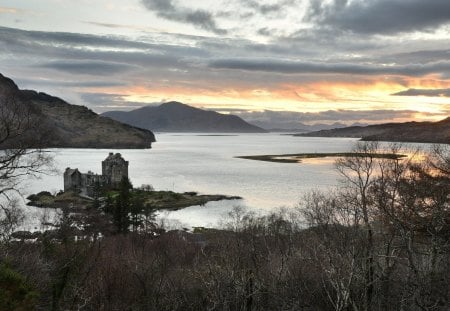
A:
0 143 449 310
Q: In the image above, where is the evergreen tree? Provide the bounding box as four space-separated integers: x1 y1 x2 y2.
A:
113 177 133 234
91 181 102 209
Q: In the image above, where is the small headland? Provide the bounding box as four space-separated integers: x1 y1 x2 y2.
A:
236 152 407 163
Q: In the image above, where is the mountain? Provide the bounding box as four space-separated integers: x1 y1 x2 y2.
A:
296 118 450 144
264 122 364 133
0 73 155 148
102 102 267 133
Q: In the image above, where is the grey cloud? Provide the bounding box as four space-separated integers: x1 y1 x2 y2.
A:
0 26 209 58
141 0 226 34
238 0 300 19
382 49 450 65
39 60 136 76
209 58 450 76
257 27 272 36
80 93 150 112
244 1 285 15
15 78 127 88
0 26 154 50
392 88 450 97
307 0 450 35
80 93 125 105
80 93 169 113
0 26 209 72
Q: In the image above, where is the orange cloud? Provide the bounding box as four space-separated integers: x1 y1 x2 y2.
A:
84 75 449 121
0 7 18 14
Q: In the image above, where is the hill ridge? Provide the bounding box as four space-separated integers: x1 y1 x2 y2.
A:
102 102 267 133
0 73 155 149
296 118 450 144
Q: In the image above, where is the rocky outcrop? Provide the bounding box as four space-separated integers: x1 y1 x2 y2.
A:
102 101 267 133
0 73 155 148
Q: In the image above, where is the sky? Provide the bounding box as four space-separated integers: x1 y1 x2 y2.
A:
0 0 449 127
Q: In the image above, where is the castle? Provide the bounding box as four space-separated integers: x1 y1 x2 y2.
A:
64 153 129 196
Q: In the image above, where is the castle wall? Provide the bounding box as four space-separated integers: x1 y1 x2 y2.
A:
64 153 129 196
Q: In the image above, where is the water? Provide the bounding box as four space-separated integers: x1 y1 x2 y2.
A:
23 134 360 228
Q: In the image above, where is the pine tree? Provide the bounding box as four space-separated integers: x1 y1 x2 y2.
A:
113 177 133 234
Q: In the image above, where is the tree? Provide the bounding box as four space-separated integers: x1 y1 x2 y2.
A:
90 181 102 210
113 177 133 234
130 193 145 233
141 203 157 234
334 142 383 310
370 144 450 309
0 92 53 239
301 142 450 310
0 262 39 310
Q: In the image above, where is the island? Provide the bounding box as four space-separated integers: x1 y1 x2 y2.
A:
27 189 240 211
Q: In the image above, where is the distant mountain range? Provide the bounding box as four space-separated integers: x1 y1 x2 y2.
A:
102 102 267 133
296 118 450 144
0 73 155 148
264 122 369 133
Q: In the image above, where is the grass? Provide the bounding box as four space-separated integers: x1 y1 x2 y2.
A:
236 152 407 163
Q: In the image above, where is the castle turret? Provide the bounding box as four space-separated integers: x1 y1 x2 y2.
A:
64 167 82 191
102 153 129 188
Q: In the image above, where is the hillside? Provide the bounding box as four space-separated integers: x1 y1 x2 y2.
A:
296 118 450 144
0 73 155 148
102 102 267 133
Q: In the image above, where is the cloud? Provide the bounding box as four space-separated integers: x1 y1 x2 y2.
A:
0 26 208 71
392 88 450 97
243 1 287 16
14 78 127 89
39 60 136 76
1 25 449 122
141 0 226 34
80 93 151 112
0 26 162 50
306 0 450 35
209 58 450 76
0 7 18 14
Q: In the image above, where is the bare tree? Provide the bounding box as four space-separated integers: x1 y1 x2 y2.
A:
0 92 53 238
370 144 450 309
334 142 382 310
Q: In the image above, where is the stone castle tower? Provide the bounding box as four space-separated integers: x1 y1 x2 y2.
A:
102 152 129 188
64 153 129 196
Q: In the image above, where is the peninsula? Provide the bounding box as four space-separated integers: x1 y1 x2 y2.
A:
236 152 407 163
296 117 450 144
0 73 155 149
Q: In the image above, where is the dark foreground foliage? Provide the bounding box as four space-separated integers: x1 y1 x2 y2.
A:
1 207 448 311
